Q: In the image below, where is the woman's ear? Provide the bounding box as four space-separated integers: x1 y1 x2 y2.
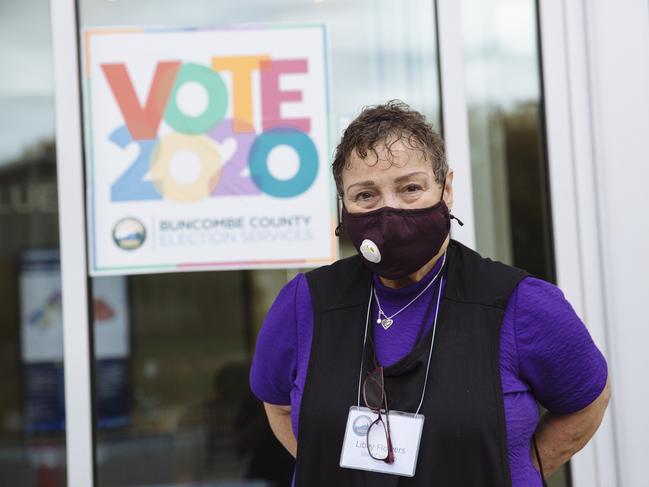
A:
443 168 454 210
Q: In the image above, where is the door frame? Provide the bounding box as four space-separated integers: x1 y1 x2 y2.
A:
436 0 477 248
50 0 95 486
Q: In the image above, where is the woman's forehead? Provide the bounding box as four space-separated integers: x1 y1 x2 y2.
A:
343 141 433 183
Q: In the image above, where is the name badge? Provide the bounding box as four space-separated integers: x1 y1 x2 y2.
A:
340 406 425 477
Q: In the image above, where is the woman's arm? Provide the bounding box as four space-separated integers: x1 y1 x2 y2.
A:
532 377 611 477
264 402 298 458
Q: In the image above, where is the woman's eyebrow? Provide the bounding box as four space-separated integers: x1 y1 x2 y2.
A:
346 180 376 192
393 171 428 184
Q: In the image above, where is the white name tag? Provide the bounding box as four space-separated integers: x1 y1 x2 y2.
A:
340 406 425 477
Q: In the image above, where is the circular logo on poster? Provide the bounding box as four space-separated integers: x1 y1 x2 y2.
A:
353 414 373 437
112 217 146 251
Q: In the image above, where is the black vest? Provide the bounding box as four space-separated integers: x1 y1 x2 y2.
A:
295 239 530 486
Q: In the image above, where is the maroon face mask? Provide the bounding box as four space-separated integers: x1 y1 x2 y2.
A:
341 201 451 280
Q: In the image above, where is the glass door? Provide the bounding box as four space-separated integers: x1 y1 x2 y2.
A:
74 1 442 486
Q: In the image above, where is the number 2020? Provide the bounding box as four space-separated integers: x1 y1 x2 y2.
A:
109 118 319 203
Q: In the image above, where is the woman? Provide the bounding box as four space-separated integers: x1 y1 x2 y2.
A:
250 101 610 486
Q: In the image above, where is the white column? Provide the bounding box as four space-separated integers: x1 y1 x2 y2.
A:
539 0 649 486
436 0 476 248
50 1 95 486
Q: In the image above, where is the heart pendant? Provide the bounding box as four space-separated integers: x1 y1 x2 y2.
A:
381 318 394 330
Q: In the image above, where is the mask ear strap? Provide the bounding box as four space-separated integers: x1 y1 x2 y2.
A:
335 223 342 237
450 214 464 226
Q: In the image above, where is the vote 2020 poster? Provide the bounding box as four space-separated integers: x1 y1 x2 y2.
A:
82 25 336 276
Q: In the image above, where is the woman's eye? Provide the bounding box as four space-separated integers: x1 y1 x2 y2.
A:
355 192 374 201
404 184 422 193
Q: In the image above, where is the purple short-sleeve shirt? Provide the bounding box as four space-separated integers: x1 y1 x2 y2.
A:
250 256 608 486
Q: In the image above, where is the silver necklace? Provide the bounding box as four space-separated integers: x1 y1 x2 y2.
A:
373 252 447 330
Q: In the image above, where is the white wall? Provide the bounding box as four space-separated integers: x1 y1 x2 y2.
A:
540 1 649 486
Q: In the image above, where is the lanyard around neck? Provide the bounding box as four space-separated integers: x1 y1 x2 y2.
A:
356 253 447 415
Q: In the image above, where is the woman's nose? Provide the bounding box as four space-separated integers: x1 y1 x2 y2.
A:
382 192 401 208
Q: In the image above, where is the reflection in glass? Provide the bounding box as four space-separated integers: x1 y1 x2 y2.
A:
463 0 554 281
92 271 295 486
0 1 66 484
462 0 566 486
